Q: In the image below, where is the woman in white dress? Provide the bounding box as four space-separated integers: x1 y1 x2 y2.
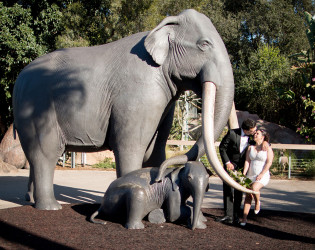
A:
240 129 274 226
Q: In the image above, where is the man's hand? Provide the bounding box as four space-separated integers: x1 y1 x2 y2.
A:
226 162 234 171
262 141 269 151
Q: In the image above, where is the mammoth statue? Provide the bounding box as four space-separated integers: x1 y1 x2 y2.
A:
13 9 254 210
90 162 209 230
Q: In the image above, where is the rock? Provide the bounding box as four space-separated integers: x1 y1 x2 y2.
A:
187 110 306 145
0 124 28 170
236 110 305 144
0 160 18 173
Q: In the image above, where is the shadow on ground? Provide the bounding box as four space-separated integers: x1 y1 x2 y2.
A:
0 176 104 207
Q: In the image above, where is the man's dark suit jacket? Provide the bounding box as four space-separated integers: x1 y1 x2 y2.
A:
219 128 253 171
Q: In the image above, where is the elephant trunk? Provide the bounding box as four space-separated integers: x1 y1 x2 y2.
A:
191 185 204 230
155 71 234 182
202 82 256 194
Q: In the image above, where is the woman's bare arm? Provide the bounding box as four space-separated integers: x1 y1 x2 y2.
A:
243 146 252 175
257 147 274 180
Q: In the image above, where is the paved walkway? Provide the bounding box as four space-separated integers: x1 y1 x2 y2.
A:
0 169 314 213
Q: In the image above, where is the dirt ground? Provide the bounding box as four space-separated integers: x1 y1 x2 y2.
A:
0 204 314 249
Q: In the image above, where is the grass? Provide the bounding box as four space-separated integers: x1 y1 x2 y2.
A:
92 157 116 169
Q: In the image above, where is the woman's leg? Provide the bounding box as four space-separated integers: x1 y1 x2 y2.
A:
252 182 264 211
242 193 253 222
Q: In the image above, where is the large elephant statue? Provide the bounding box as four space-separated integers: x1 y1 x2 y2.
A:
13 9 254 210
90 161 209 230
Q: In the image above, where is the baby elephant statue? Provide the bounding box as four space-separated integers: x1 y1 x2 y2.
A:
90 161 209 229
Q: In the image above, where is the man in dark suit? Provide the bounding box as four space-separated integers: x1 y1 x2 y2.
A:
216 118 257 224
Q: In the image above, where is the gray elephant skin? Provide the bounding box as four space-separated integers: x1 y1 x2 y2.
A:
90 162 209 229
13 9 251 210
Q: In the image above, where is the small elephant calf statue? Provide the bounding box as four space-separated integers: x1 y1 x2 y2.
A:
90 161 209 229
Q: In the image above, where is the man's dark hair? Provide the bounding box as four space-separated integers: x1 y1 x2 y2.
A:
241 118 256 131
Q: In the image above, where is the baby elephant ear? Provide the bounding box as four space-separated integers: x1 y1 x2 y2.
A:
144 16 179 65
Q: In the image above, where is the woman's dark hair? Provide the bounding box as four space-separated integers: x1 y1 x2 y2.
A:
257 129 270 143
241 118 256 131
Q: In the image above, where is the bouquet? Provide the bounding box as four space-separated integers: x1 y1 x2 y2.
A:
228 169 252 189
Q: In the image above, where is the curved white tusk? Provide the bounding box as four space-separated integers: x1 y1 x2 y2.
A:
202 81 257 194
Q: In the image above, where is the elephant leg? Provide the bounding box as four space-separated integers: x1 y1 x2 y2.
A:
186 206 207 229
31 157 61 210
114 148 146 178
143 103 175 168
125 186 147 229
111 116 165 177
148 209 166 224
18 119 64 210
168 204 191 223
199 211 207 222
25 166 34 203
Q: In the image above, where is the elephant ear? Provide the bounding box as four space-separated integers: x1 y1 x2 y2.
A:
144 16 179 65
170 165 184 191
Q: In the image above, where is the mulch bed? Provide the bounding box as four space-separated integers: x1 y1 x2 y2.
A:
0 204 314 249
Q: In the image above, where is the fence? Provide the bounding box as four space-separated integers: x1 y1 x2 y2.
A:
62 140 314 179
167 140 315 179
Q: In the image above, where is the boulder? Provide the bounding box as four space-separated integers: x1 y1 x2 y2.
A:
187 110 306 145
236 110 305 144
0 160 18 174
0 124 29 170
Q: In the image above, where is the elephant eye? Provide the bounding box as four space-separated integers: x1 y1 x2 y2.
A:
197 39 212 51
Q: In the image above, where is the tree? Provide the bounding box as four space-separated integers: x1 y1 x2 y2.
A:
290 11 315 142
0 1 64 139
235 44 292 123
0 3 46 136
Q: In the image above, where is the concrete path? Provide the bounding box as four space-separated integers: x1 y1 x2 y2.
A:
1 169 314 213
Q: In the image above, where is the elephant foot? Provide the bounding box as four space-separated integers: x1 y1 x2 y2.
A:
25 192 34 203
148 209 166 224
194 221 207 229
188 220 207 230
125 221 145 229
199 212 207 222
35 199 62 210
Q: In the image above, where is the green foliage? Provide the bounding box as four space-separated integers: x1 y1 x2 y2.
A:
228 169 252 189
55 2 90 48
0 3 46 136
235 44 291 122
169 91 202 141
1 0 315 143
290 11 315 142
92 158 116 169
305 159 315 178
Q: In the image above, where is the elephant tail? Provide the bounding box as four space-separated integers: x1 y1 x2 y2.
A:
90 209 107 225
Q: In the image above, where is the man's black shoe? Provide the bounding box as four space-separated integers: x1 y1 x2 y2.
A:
233 218 240 225
215 216 233 224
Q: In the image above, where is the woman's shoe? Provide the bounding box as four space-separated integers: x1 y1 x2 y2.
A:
254 201 260 214
240 220 247 226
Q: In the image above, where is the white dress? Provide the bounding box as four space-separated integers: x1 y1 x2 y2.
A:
246 146 270 186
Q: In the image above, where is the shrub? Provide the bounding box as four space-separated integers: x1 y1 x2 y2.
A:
93 158 116 169
304 159 315 178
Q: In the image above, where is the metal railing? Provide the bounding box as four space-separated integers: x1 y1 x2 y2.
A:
61 141 314 178
166 140 315 179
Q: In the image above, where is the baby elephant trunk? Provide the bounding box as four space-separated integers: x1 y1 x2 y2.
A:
183 162 209 230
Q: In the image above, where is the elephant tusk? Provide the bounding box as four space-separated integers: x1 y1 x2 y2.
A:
202 81 258 195
228 102 239 129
